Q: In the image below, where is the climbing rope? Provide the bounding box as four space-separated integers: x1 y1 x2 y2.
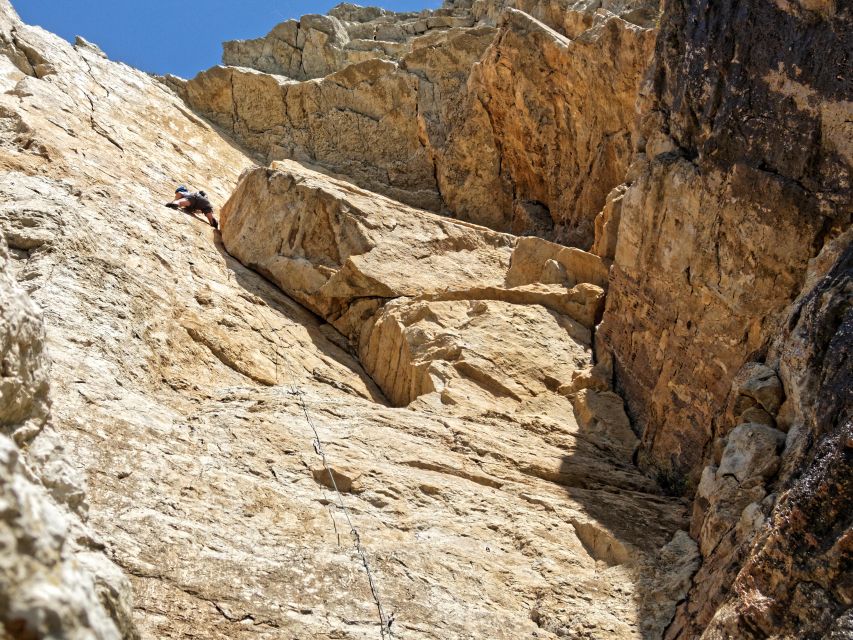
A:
257 310 395 639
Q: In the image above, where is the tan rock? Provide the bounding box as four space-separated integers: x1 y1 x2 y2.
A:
220 159 514 336
591 184 626 261
471 0 659 34
187 2 658 243
187 59 442 211
358 297 591 407
0 232 48 444
1 195 136 638
571 389 639 458
597 156 827 484
440 8 657 246
311 464 364 493
507 236 610 289
0 7 697 638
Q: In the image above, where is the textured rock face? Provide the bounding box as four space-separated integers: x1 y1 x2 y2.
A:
0 3 701 639
216 159 698 638
594 0 852 636
439 7 656 246
667 233 852 640
1 219 135 637
471 0 659 33
221 161 610 411
0 233 48 445
186 58 443 211
597 0 852 485
186 0 658 242
221 7 475 80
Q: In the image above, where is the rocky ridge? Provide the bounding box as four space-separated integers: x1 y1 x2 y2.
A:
181 0 658 246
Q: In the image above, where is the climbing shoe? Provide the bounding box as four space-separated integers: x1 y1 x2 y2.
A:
211 218 219 230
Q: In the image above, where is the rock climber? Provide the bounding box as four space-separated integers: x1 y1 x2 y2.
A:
165 186 218 229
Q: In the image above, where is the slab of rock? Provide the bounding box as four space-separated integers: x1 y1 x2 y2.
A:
220 159 513 334
0 6 696 639
359 297 591 407
221 160 609 337
507 235 609 289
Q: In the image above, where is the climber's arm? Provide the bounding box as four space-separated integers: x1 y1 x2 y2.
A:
165 197 191 209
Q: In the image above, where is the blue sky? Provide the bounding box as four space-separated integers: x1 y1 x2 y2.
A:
14 0 441 79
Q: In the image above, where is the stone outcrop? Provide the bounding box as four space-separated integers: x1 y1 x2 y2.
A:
185 0 659 243
597 0 851 486
220 160 607 334
664 233 852 640
221 6 475 80
0 2 700 638
220 161 614 410
0 232 48 445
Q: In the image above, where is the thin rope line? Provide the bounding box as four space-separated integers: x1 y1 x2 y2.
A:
258 312 394 639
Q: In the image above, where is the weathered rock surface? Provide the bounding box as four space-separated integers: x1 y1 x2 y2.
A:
186 0 658 243
0 233 48 445
1 214 136 638
221 6 476 80
470 0 659 33
593 0 852 636
667 232 852 640
0 2 700 639
597 0 851 486
439 7 656 246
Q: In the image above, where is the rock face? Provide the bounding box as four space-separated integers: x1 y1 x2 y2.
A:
669 236 853 639
594 0 852 636
221 6 475 80
185 0 658 244
1 211 136 638
597 0 851 486
0 2 701 639
439 7 656 246
0 0 848 638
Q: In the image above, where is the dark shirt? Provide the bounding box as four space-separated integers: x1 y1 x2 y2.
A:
184 192 212 213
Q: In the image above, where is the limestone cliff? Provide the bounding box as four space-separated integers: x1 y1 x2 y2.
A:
594 0 852 636
183 0 658 245
0 1 698 639
0 0 849 638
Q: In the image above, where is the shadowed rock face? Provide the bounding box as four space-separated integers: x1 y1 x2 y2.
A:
185 0 659 244
594 0 852 636
598 0 851 484
668 234 852 640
